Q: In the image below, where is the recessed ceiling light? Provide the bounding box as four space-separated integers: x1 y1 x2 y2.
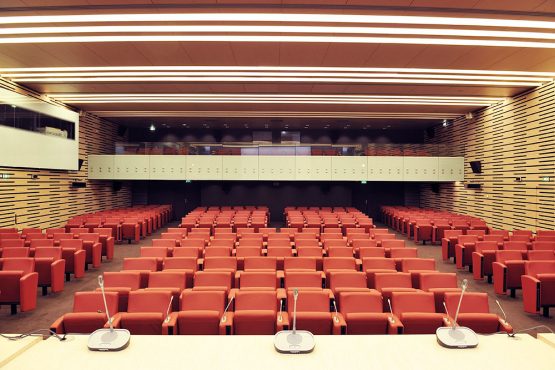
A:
149 123 155 131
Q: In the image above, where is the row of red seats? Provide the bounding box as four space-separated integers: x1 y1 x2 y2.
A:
285 207 373 233
63 205 171 243
51 257 511 335
441 229 555 317
381 206 490 244
180 208 269 232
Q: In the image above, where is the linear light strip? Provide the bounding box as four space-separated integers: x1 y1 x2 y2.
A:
4 72 549 83
0 35 555 48
11 77 541 86
58 98 497 103
1 13 555 30
2 66 553 78
0 25 555 41
49 93 501 101
59 100 495 106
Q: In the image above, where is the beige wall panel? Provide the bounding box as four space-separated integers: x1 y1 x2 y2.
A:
331 157 367 181
149 155 187 180
367 156 404 181
259 156 296 181
403 157 439 181
295 156 331 181
186 155 223 180
114 155 150 180
438 157 465 182
88 155 115 180
222 155 259 180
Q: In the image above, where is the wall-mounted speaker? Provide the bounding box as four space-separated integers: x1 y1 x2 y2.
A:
469 161 482 174
431 183 440 193
466 183 482 189
78 159 84 171
112 181 123 192
71 181 87 188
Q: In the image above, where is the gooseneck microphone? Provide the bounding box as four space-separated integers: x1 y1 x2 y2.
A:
274 288 315 354
88 275 131 351
221 296 234 323
436 279 479 349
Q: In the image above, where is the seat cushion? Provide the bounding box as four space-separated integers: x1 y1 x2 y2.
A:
63 312 108 334
234 310 276 335
120 312 164 335
177 311 221 335
399 313 445 334
294 312 332 335
345 313 390 334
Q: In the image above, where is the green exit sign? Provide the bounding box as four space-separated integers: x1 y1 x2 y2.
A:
541 176 551 182
361 180 367 184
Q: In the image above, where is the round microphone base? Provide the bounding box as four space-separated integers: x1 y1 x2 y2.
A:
88 328 131 351
436 327 479 349
274 330 315 354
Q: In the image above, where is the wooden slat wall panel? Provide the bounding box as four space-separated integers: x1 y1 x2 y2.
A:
0 79 131 229
421 82 555 231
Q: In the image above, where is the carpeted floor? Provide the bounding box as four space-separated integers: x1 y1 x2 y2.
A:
1 221 553 336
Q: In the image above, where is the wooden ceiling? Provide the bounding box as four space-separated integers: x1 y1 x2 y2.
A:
0 1 554 129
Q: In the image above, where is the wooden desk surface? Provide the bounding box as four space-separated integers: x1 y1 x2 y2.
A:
0 335 41 368
537 333 555 349
3 334 554 370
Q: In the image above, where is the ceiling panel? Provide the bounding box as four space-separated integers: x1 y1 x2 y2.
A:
279 43 331 66
231 43 280 66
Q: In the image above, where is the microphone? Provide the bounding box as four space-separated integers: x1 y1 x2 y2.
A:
88 275 130 351
332 300 339 323
274 288 315 354
387 298 396 324
436 278 479 349
495 300 514 337
164 296 174 323
221 296 234 323
278 299 284 323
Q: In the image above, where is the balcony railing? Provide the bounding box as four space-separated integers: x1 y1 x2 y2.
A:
115 142 456 157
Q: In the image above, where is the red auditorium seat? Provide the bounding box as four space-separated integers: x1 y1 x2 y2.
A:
93 228 115 261
100 271 142 311
362 258 397 289
21 228 42 238
145 271 187 311
244 257 278 271
59 239 86 280
140 247 170 270
284 290 343 335
34 247 65 295
471 241 501 283
1 247 29 258
121 219 141 243
167 290 227 335
46 228 65 239
192 271 233 295
400 258 437 288
0 258 38 314
492 250 525 297
489 230 510 240
328 271 370 305
522 261 555 317
391 291 450 334
455 235 480 270
162 257 197 288
79 233 102 269
441 229 463 261
0 228 18 233
227 290 284 335
444 292 513 334
413 219 433 244
50 291 119 334
113 290 174 335
419 272 460 313
374 272 418 311
339 291 401 335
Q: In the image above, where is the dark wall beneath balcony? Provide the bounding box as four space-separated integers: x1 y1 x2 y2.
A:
132 181 421 223
128 128 424 145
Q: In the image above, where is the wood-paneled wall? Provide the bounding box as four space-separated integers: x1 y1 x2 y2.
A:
0 80 132 229
421 82 555 231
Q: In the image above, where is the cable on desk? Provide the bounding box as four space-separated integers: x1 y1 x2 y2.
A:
0 329 66 341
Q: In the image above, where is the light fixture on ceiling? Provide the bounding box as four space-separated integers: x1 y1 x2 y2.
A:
442 120 448 127
149 123 156 131
2 13 555 49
